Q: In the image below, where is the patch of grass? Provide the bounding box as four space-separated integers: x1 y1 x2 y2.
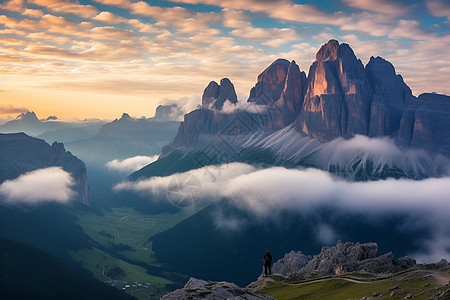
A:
76 207 196 264
259 274 440 300
71 247 170 284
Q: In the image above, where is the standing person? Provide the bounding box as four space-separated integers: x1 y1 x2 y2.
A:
263 250 272 276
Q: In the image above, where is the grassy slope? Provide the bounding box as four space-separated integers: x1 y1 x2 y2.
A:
256 268 450 300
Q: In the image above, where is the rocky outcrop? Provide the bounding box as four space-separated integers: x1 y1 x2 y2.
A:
297 40 373 142
279 241 415 280
161 277 274 300
202 78 238 110
0 133 90 205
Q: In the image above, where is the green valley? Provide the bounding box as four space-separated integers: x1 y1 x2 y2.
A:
71 207 198 299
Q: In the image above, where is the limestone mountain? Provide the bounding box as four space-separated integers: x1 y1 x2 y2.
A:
137 39 450 180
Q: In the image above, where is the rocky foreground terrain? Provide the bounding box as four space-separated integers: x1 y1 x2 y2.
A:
161 241 450 299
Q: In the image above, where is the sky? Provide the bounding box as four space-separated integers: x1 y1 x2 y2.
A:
0 0 449 121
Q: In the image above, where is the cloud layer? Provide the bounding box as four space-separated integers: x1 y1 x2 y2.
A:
106 155 159 173
0 167 75 204
115 163 450 261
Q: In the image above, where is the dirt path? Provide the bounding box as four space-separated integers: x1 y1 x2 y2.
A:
433 272 450 285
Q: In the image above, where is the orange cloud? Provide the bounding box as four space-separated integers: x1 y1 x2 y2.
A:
128 19 160 34
22 9 44 18
0 0 25 12
0 15 38 29
93 11 127 24
28 0 98 18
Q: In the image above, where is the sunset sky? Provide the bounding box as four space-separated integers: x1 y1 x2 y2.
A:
0 0 449 122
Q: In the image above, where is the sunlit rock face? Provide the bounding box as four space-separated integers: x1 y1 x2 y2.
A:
248 58 291 106
201 78 237 110
248 59 307 127
297 40 373 142
366 56 415 137
274 60 307 126
398 93 450 155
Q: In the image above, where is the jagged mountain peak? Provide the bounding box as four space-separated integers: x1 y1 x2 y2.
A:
201 77 237 110
248 58 297 107
15 111 39 122
315 39 357 63
119 112 132 121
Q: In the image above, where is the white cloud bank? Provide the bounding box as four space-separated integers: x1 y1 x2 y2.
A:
106 155 159 173
0 167 75 204
115 162 450 261
115 163 450 216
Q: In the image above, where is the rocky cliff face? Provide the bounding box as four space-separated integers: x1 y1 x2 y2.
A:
161 107 270 155
248 59 307 127
0 133 90 205
398 93 450 155
248 58 291 106
366 56 414 137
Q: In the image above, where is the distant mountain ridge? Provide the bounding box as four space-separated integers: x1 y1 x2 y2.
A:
67 112 180 165
134 39 450 180
0 133 90 205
